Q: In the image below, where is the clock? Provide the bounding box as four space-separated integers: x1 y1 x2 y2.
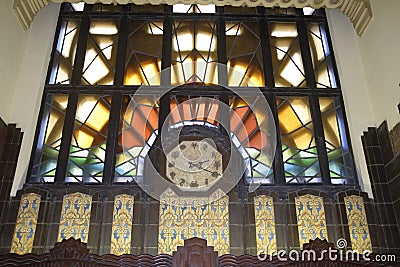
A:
166 139 223 189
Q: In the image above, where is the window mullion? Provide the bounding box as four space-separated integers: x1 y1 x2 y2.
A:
114 13 129 86
103 92 122 184
55 15 90 183
258 7 274 88
159 6 173 131
298 15 331 185
216 6 227 87
309 94 331 185
267 93 285 185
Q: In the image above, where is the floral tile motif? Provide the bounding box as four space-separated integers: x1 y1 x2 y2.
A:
295 194 328 248
344 195 372 253
254 195 277 255
10 193 41 254
110 194 134 255
158 189 229 255
58 192 92 243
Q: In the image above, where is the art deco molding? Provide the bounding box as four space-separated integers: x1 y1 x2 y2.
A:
13 0 372 36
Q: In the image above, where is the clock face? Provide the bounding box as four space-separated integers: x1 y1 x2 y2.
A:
166 140 223 189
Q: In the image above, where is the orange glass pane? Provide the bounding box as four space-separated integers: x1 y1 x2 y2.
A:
121 129 145 148
139 105 158 130
230 107 249 131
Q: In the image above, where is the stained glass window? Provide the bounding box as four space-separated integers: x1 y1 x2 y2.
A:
124 20 163 85
319 97 354 184
81 20 119 85
115 95 159 182
111 194 135 255
169 95 219 128
254 195 277 255
158 189 229 255
30 94 68 182
277 97 321 183
344 195 372 253
295 194 328 248
30 4 356 188
307 23 337 88
171 20 218 85
49 20 79 84
58 192 92 242
10 193 41 255
226 21 264 87
67 95 111 183
270 23 306 88
230 96 274 184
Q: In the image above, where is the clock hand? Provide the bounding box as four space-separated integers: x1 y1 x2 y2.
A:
196 166 220 178
188 160 209 170
197 160 209 169
188 162 196 169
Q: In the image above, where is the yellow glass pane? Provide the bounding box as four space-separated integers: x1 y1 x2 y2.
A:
124 20 163 85
226 21 264 87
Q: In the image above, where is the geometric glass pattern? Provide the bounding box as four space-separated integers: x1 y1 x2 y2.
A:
270 22 306 88
124 20 163 85
344 195 372 253
169 95 219 128
30 94 68 183
295 194 328 248
226 21 264 87
58 192 92 243
81 20 119 85
230 96 274 184
171 19 218 85
320 97 354 184
49 19 79 84
110 194 135 255
115 95 159 182
66 95 111 183
33 3 356 189
158 189 229 255
278 97 321 183
307 23 337 88
10 193 41 255
254 195 277 255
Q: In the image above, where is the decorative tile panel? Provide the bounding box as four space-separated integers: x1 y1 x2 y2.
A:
344 195 372 253
295 194 328 248
58 192 92 243
254 195 277 255
110 194 134 255
10 193 41 254
158 189 229 255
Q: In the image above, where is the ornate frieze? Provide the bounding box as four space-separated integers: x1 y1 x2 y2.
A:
110 194 135 255
344 195 372 253
254 195 277 255
10 193 41 255
58 192 92 243
295 194 328 248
